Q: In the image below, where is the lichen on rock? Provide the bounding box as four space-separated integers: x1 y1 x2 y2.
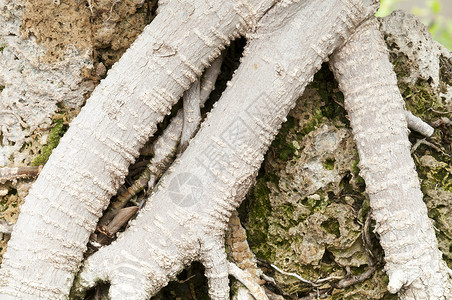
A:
0 0 94 168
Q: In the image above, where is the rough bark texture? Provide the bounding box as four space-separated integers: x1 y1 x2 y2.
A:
76 1 377 299
0 0 450 299
0 0 279 297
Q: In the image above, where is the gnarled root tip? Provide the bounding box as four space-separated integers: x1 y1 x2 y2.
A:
76 248 159 300
387 270 408 294
199 236 230 300
387 264 452 299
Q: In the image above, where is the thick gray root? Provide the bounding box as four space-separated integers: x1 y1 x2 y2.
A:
0 0 278 298
331 17 452 299
77 0 377 298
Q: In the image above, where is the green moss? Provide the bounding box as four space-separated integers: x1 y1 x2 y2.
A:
323 157 336 170
302 108 323 134
388 52 411 78
31 118 68 166
349 151 366 190
400 79 442 118
303 194 331 213
355 176 365 188
270 116 297 160
351 159 360 175
417 157 452 193
297 64 349 137
244 177 273 259
0 44 5 52
321 218 340 238
312 64 348 124
0 85 4 92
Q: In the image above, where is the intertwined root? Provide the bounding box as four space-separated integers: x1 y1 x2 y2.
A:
95 54 225 235
76 0 378 298
0 0 278 298
1 0 451 298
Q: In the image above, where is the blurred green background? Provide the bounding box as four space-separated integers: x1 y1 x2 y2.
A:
376 0 452 49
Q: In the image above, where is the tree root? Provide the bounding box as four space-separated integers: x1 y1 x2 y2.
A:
95 54 224 235
0 0 276 297
75 1 378 298
331 17 452 298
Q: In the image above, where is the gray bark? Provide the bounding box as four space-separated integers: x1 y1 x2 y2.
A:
0 0 450 299
331 17 452 298
0 0 278 297
76 1 377 299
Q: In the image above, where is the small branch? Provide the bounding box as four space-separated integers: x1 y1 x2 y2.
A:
362 211 375 260
429 108 452 115
96 206 139 244
431 117 452 128
87 0 94 15
405 111 434 137
411 138 450 157
228 262 269 300
334 266 376 289
179 80 202 153
268 263 319 287
0 166 42 184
